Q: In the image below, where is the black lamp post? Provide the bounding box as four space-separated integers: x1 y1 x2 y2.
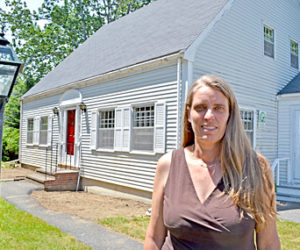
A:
0 30 24 178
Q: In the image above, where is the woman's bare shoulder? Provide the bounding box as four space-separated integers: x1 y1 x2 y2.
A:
156 150 173 174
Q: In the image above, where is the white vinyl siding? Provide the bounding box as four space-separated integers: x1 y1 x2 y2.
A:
27 118 34 144
21 94 61 169
264 25 275 58
291 40 299 69
80 62 177 191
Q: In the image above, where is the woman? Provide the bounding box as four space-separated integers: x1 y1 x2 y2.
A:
144 75 280 249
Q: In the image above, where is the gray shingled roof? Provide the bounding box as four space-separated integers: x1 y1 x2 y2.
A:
278 73 300 95
23 0 229 98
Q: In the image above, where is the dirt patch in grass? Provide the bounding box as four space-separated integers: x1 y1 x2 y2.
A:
1 167 151 223
31 190 150 222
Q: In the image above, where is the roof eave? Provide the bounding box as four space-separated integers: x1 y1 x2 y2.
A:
21 51 183 102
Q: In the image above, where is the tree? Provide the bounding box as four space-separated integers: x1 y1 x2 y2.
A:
0 0 154 161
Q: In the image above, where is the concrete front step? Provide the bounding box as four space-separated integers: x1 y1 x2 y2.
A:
36 168 78 176
26 173 56 184
27 169 79 191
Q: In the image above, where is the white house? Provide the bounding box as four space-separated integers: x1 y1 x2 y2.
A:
19 0 300 201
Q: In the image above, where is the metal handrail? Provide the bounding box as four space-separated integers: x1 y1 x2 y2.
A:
271 158 290 186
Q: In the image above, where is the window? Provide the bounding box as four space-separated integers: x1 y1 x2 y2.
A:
91 102 166 153
264 25 274 58
39 116 48 145
98 110 115 149
291 40 299 69
240 110 255 147
132 105 154 151
27 118 34 144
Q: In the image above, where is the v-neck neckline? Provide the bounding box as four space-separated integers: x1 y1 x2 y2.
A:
182 147 222 206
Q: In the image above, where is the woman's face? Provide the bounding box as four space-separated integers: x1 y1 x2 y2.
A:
188 85 230 148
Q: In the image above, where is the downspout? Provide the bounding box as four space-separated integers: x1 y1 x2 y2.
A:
76 109 83 191
176 53 184 148
19 99 23 164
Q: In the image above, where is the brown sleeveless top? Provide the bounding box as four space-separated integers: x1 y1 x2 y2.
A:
162 148 255 250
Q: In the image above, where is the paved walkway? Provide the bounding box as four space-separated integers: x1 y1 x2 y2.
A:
277 201 300 224
0 180 143 250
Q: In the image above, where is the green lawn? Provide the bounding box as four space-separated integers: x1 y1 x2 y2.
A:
99 216 300 248
277 220 300 250
0 197 91 249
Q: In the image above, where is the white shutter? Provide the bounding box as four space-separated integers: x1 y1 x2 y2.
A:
154 101 166 153
47 115 53 146
114 108 123 151
122 107 131 152
90 110 98 150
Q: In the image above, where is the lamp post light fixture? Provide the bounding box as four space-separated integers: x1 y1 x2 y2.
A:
0 29 24 178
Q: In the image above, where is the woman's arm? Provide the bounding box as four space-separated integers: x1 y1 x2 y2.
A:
144 152 172 250
256 153 280 250
256 218 280 250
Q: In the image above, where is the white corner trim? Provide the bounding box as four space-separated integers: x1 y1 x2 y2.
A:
183 0 235 62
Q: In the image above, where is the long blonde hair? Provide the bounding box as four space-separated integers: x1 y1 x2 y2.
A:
182 75 276 230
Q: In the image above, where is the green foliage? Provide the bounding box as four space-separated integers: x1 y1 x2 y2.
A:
0 0 154 161
2 126 19 161
0 197 91 249
99 216 150 241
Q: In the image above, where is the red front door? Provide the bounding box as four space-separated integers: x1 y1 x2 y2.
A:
66 110 76 155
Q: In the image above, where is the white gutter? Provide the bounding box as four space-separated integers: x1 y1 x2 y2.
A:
21 52 181 102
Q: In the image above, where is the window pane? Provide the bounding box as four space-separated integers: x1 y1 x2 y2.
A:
28 119 34 131
291 40 299 69
98 129 114 149
39 131 48 145
40 116 48 130
132 127 154 151
132 104 155 151
264 26 274 58
240 110 254 147
98 110 115 149
27 131 33 144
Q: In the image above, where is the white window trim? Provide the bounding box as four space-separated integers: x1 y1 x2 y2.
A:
240 106 257 149
263 22 276 60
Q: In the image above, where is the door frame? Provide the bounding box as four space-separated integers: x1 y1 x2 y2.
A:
58 89 83 168
291 106 300 183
